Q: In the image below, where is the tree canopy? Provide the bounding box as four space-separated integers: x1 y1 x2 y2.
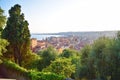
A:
37 46 58 71
43 58 76 78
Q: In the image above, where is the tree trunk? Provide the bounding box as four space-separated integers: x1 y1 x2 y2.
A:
17 46 22 66
14 46 18 64
18 51 22 66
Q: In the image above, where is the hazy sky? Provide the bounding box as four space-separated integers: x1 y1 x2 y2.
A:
0 0 120 33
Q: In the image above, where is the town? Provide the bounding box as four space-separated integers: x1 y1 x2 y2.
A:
30 36 90 53
30 31 116 53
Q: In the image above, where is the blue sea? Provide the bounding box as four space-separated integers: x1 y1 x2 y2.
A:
31 34 62 40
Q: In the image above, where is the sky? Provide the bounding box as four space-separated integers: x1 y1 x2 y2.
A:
0 0 120 33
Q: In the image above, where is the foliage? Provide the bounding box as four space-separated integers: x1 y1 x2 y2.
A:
0 7 6 32
1 59 27 77
1 59 65 80
37 46 58 71
27 71 65 80
78 45 96 79
59 49 80 78
80 45 91 65
77 36 120 80
91 37 113 79
107 37 120 80
2 4 31 66
24 51 41 70
0 7 9 60
43 58 76 78
0 39 9 56
60 49 79 58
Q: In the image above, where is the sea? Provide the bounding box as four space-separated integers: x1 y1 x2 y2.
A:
31 34 63 40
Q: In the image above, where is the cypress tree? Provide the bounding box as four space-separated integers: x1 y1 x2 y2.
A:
2 4 31 66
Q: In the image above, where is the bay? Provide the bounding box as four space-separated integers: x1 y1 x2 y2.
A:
31 34 62 40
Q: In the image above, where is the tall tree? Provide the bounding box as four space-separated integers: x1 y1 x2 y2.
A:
108 34 120 80
79 45 96 79
90 37 112 79
2 4 31 66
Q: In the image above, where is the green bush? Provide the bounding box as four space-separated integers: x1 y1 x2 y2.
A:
43 58 76 78
27 70 65 80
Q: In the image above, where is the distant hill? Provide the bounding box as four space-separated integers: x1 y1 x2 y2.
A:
58 31 117 37
32 31 118 38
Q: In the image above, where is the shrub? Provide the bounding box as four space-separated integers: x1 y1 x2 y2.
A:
27 70 65 80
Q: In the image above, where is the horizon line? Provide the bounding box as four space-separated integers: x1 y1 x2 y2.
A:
31 30 119 34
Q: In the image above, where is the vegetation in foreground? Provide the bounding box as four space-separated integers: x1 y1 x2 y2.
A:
0 4 120 80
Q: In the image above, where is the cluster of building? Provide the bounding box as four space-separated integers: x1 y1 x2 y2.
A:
30 35 95 53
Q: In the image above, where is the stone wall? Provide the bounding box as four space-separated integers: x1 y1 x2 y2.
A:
0 64 29 80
